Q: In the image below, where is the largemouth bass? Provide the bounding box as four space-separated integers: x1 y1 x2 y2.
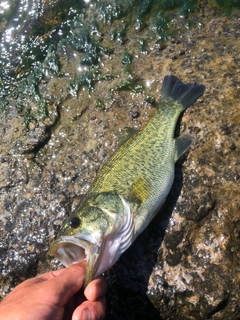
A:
50 75 205 286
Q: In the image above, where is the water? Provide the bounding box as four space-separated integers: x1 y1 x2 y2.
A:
0 0 200 111
1 0 238 114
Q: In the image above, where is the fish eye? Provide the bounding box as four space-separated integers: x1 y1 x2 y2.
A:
69 217 81 228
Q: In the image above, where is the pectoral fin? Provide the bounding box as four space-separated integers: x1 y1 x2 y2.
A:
174 134 193 162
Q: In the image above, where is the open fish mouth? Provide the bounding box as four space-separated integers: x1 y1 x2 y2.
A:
51 238 87 267
50 235 100 286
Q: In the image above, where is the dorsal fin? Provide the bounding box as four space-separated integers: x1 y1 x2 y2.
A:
118 127 139 147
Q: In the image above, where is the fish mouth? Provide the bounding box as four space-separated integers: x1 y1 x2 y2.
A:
50 235 100 287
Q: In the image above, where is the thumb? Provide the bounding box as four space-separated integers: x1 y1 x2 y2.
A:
43 262 86 305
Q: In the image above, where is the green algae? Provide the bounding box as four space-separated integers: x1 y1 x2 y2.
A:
95 98 106 110
216 0 240 13
160 0 198 14
112 79 144 94
68 23 106 66
144 95 156 106
151 12 171 40
137 38 147 53
122 51 134 65
97 1 126 25
68 71 97 96
25 0 88 38
24 111 35 128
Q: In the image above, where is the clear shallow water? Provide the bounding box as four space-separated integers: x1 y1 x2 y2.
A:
0 1 44 92
0 0 85 101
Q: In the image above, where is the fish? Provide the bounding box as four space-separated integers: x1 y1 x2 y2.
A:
50 75 205 286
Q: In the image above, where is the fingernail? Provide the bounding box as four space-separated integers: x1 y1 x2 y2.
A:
82 308 92 320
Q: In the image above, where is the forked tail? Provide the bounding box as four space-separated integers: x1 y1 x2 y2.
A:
161 75 205 110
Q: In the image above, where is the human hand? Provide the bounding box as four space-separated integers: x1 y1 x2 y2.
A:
0 261 107 320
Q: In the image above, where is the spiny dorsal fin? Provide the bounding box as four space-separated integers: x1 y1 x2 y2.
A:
118 127 139 148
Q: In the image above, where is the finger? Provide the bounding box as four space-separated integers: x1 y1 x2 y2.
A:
43 261 87 305
17 261 85 288
66 276 107 312
41 260 87 281
22 267 67 287
12 273 54 290
38 267 68 281
62 292 85 320
72 297 107 320
84 276 108 302
17 261 86 290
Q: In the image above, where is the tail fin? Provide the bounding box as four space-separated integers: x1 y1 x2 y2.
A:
161 75 205 110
